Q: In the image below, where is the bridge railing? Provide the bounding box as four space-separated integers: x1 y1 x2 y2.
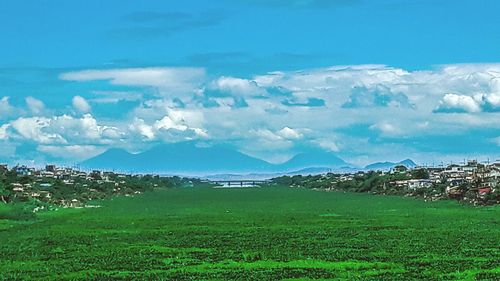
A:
210 180 271 187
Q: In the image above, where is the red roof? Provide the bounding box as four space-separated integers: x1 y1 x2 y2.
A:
478 188 491 194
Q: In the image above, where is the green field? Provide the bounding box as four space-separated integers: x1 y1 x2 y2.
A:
0 187 499 280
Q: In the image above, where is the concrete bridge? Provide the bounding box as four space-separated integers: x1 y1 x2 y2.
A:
211 180 271 188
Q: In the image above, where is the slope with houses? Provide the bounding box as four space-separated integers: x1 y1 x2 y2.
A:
272 160 500 205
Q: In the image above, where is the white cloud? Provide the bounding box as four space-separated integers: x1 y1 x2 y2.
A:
478 92 500 110
277 127 302 139
72 96 91 113
130 118 156 140
251 129 284 141
370 122 401 136
0 124 9 140
130 109 207 141
7 114 122 146
155 115 189 132
22 63 495 164
25 96 45 115
61 67 206 95
435 93 482 113
313 139 340 152
211 76 266 97
11 116 66 144
247 128 294 151
435 92 500 113
38 145 106 161
0 97 15 119
48 114 122 143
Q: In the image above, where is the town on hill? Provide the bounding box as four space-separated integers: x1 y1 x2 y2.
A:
0 164 201 215
272 160 500 206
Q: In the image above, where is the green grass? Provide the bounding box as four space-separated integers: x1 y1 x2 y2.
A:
0 187 498 280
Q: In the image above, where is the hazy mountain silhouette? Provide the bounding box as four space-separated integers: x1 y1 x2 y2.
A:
82 142 273 174
364 159 417 171
81 142 350 174
277 151 348 172
82 142 417 175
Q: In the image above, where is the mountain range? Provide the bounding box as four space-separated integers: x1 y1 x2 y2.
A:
81 142 415 176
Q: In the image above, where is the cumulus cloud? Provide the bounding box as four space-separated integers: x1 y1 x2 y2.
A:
48 114 121 143
370 122 401 136
313 139 340 152
479 92 500 112
211 76 266 97
435 93 481 113
277 127 302 139
10 62 497 164
130 118 156 140
248 128 295 151
72 96 91 113
0 97 15 119
6 114 122 145
38 145 106 161
11 117 66 144
0 124 9 140
343 85 414 108
129 109 207 141
434 92 500 113
25 96 46 115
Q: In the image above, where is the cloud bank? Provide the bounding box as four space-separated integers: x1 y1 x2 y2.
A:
1 63 500 164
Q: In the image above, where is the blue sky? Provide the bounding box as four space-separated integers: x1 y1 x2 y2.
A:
0 0 499 166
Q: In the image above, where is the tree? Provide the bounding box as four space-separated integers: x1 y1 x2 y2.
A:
0 181 9 203
411 168 429 179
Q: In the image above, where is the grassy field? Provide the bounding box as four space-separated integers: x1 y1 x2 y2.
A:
0 186 499 280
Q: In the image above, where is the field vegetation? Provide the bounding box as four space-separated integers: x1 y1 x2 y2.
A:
0 186 498 280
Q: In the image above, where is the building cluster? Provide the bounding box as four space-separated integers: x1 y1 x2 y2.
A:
272 160 499 205
388 161 499 201
0 164 159 208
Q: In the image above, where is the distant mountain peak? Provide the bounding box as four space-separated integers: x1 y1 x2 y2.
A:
364 159 417 171
278 151 348 172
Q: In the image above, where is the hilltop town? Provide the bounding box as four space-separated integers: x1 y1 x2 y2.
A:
0 164 199 212
271 160 500 205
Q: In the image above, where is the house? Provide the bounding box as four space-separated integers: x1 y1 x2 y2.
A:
393 180 409 188
446 186 464 198
45 164 56 173
15 165 33 176
41 171 55 178
39 191 51 199
30 192 41 198
407 179 433 190
478 188 492 196
40 183 53 189
69 199 83 208
11 183 24 192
